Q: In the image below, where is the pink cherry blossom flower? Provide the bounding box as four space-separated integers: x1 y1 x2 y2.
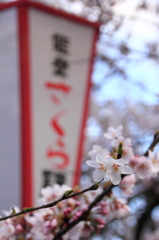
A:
95 217 106 229
86 152 113 182
38 184 71 205
107 198 130 220
108 136 134 161
81 222 94 238
110 135 124 148
0 221 15 238
87 152 133 185
108 158 133 185
88 145 109 161
15 224 23 234
120 174 136 197
120 138 134 162
129 155 141 169
104 125 123 140
115 202 130 219
135 157 152 179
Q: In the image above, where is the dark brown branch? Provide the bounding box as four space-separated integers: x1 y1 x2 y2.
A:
135 188 159 240
0 179 103 222
144 131 159 156
53 182 114 240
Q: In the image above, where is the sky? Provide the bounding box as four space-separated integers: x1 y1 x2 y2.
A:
82 0 159 147
92 0 159 105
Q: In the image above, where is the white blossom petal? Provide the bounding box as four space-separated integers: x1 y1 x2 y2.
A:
108 127 116 134
102 158 113 167
103 133 112 140
96 153 105 164
86 160 100 168
114 159 127 165
93 169 105 182
110 171 121 185
111 139 119 148
96 153 113 166
120 165 133 174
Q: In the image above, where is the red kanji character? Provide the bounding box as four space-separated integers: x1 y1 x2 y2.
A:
50 94 61 105
51 109 67 137
56 138 65 148
46 147 70 169
45 82 72 94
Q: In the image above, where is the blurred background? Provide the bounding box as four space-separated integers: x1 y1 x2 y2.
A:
1 0 159 239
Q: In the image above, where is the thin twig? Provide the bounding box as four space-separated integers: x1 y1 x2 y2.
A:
53 181 114 240
0 179 103 222
144 132 159 156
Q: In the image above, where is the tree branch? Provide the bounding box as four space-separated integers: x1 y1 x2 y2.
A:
135 188 159 240
53 181 114 240
0 179 103 222
144 132 159 156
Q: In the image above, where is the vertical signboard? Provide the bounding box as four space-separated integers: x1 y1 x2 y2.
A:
0 1 99 208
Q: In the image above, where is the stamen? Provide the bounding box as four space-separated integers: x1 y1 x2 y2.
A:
99 164 106 172
112 164 120 172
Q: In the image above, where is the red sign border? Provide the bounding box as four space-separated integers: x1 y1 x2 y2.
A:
0 0 99 208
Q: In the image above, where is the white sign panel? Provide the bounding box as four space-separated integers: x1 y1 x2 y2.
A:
29 8 96 204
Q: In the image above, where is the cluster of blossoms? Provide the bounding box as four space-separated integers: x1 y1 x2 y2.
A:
87 125 159 184
0 183 131 240
1 125 159 240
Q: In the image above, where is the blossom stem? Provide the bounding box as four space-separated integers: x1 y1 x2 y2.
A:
144 132 159 156
0 179 104 222
53 181 114 240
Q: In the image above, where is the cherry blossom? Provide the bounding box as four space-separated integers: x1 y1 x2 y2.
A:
38 183 71 205
134 157 152 179
114 200 130 219
106 197 130 220
120 138 134 162
86 152 113 182
0 221 15 238
87 152 133 185
88 144 110 161
119 174 136 197
104 125 123 140
129 155 141 169
108 158 133 185
104 125 123 147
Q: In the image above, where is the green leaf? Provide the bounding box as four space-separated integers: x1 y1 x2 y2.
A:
117 142 123 158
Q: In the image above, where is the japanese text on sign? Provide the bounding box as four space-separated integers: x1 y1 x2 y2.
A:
44 33 72 178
